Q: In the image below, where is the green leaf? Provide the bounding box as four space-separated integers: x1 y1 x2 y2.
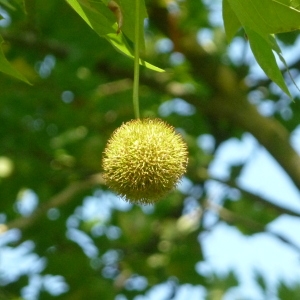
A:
119 0 147 50
106 31 165 72
0 0 15 10
226 0 300 35
18 0 28 13
278 282 300 300
245 27 291 97
0 0 26 12
207 271 239 299
267 34 300 92
224 189 280 234
268 0 300 33
229 163 244 181
224 0 300 97
222 0 241 42
66 0 113 34
66 0 164 72
0 36 30 84
254 271 267 292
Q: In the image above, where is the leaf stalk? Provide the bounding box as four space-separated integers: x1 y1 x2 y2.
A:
133 0 140 118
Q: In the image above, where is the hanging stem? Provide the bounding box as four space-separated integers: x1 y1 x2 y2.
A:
133 0 140 119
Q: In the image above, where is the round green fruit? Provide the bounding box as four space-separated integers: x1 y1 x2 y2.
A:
102 118 188 204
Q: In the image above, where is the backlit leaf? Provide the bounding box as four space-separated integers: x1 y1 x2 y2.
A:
119 0 147 50
223 0 296 97
226 0 300 35
222 0 241 42
66 0 164 72
245 27 291 97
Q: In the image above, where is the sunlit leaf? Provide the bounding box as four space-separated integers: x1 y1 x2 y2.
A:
226 0 300 35
66 0 164 72
106 31 165 72
222 0 241 42
119 0 147 50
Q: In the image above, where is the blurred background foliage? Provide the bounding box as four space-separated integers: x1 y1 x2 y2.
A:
0 0 300 299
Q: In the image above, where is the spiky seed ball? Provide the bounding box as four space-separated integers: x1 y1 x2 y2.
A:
102 118 188 204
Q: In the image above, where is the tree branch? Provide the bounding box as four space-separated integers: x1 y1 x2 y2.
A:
1 31 70 59
208 175 300 218
208 201 300 253
0 174 104 234
204 93 300 192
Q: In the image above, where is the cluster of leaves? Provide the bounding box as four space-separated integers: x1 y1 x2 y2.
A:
2 0 300 96
223 0 300 97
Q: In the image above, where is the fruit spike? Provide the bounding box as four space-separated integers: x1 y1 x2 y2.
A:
102 118 188 204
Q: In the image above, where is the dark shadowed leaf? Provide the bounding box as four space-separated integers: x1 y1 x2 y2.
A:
278 281 300 300
0 35 30 84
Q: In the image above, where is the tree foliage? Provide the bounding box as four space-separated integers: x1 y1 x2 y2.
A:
0 0 300 299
